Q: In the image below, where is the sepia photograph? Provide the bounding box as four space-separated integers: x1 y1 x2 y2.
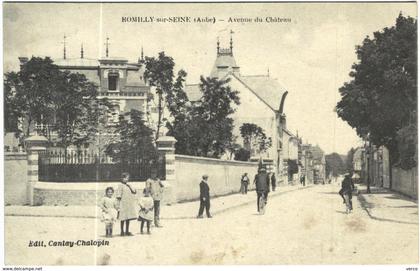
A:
1 1 418 267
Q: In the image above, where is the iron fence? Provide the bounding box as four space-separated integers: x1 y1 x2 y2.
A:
38 150 165 182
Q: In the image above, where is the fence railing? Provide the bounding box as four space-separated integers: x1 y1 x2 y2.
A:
38 150 165 182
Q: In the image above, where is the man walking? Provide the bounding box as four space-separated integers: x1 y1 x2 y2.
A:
241 173 250 194
197 175 212 218
254 167 270 212
300 174 306 186
146 170 164 227
271 173 277 192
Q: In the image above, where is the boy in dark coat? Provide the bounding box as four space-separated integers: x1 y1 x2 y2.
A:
197 175 212 218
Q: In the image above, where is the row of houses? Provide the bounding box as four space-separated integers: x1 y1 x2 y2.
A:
5 35 326 185
352 144 417 198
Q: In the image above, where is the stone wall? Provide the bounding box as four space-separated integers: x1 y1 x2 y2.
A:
4 136 260 206
4 153 28 205
391 166 418 199
30 155 258 206
32 182 173 206
174 155 258 202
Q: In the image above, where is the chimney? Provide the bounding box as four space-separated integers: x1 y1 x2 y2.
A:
18 57 29 64
280 113 287 130
18 57 29 69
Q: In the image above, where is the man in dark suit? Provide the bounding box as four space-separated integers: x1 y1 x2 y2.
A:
254 167 270 212
270 173 277 191
339 173 355 211
197 174 212 218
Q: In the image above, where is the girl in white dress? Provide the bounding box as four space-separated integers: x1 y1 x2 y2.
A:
99 187 119 237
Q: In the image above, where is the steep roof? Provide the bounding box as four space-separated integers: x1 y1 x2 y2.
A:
235 74 287 112
184 74 288 113
210 54 239 78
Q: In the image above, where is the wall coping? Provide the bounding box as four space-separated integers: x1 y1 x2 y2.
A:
175 154 258 166
5 152 27 160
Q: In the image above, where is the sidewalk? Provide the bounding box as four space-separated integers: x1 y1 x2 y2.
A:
357 184 418 225
4 184 314 220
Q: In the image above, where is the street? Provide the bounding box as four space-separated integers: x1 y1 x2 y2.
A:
5 184 418 265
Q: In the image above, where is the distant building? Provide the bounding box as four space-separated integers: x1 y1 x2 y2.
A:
356 144 390 188
301 144 326 184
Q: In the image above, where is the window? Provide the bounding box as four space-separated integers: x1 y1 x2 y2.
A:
108 74 119 91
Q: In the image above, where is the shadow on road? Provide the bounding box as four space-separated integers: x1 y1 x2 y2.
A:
357 193 418 225
318 191 339 194
335 210 348 215
389 205 418 209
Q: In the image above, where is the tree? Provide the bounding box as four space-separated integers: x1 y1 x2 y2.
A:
4 57 62 138
50 72 103 151
144 52 187 141
105 109 157 163
240 123 272 156
3 57 106 151
77 97 115 154
234 147 250 161
325 152 346 177
345 148 356 173
336 14 417 168
167 76 240 158
3 72 23 136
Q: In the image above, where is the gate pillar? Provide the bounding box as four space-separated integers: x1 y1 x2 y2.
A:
25 135 48 205
156 136 177 203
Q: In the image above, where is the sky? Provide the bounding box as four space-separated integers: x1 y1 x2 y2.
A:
3 2 417 155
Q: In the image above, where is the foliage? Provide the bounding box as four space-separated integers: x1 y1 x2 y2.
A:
325 152 346 177
167 76 240 158
3 72 23 136
3 57 107 149
78 97 115 153
396 121 417 170
50 72 103 149
240 123 272 155
345 148 356 173
4 57 61 137
144 52 187 141
105 110 157 163
234 147 251 161
336 14 417 167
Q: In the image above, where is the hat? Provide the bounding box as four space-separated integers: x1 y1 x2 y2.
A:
202 174 209 179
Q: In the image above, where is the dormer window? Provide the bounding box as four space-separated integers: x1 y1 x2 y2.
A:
108 73 119 91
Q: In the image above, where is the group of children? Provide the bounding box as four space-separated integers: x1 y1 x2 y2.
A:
98 172 159 237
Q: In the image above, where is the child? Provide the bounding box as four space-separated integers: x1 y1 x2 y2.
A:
99 187 119 238
138 188 154 234
115 172 137 236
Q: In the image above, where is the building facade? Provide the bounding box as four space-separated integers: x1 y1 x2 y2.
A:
184 37 299 184
19 45 150 124
10 43 152 152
